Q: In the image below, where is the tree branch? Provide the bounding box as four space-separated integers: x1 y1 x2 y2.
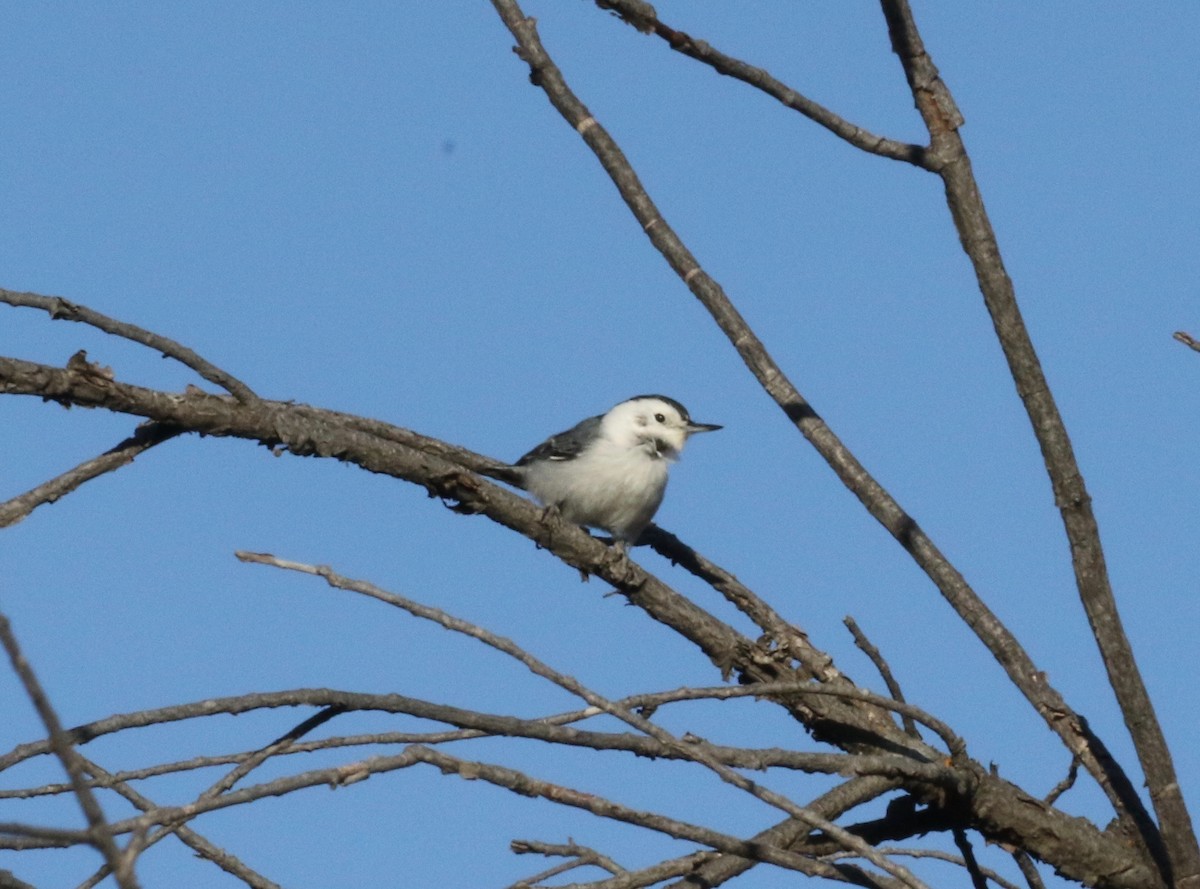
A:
879 2 1198 884
238 552 932 889
0 422 181 528
0 611 136 887
1172 331 1200 353
0 333 1163 888
0 289 257 403
486 0 1144 844
590 0 931 166
74 758 280 889
845 617 918 738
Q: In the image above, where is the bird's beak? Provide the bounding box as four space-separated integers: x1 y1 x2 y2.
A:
687 421 722 434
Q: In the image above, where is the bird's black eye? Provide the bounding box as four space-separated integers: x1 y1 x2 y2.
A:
654 413 666 423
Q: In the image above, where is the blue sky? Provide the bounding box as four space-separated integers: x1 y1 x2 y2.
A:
2 3 1198 887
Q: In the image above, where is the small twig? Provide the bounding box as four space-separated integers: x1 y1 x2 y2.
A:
576 850 720 889
407 746 884 883
844 617 919 738
951 827 989 889
507 839 624 887
0 822 93 846
241 550 933 889
58 746 874 884
643 525 841 684
0 611 136 888
1043 757 1079 806
0 422 181 528
1011 850 1047 889
79 709 343 888
207 704 347 799
1173 331 1200 353
73 757 280 889
590 0 930 167
0 288 258 402
663 776 899 889
0 868 38 889
824 845 1024 889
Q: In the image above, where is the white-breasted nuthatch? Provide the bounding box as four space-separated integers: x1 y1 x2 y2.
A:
508 395 721 547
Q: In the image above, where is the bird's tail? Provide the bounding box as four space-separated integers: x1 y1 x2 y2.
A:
475 462 526 489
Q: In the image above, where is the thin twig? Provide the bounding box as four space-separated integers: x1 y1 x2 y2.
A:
844 617 918 738
0 868 38 889
407 746 891 884
951 828 989 889
1044 757 1079 806
590 0 929 167
244 550 933 889
74 758 280 889
507 839 624 887
0 289 257 402
0 422 181 528
665 776 899 889
0 612 136 888
1173 331 1200 353
79 708 344 888
643 525 840 683
824 845 1025 889
1011 851 1048 889
58 746 883 884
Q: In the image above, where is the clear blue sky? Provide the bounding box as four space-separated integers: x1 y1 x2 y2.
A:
2 3 1198 887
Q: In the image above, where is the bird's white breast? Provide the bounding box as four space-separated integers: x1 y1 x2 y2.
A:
522 438 669 542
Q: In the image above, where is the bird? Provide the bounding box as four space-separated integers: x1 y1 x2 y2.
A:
509 395 721 548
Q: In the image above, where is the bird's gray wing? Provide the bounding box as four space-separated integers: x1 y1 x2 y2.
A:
516 414 602 465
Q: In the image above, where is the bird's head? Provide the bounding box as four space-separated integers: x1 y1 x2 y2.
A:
601 395 721 459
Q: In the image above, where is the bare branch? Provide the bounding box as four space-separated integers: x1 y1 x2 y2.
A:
0 289 258 403
507 839 624 887
487 0 1139 837
0 611 135 887
405 745 895 884
643 525 840 683
0 822 93 847
0 422 181 528
30 745 888 885
0 868 38 889
952 828 990 889
238 550 934 889
826 845 1025 889
590 0 931 166
0 352 761 691
1045 758 1080 807
666 776 899 889
74 758 280 889
0 326 1161 887
1173 331 1200 353
1013 851 1049 889
78 709 345 888
879 1 1197 881
844 617 918 738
